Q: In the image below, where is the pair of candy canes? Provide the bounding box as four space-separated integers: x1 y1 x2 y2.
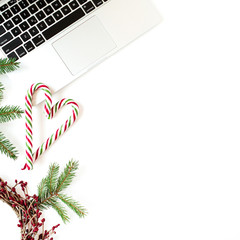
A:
23 83 79 170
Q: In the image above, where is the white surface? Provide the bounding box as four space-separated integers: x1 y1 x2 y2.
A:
1 0 240 239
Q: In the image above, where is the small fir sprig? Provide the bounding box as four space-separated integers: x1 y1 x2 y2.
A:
37 160 87 223
0 58 20 74
0 132 19 160
0 58 23 160
0 82 23 159
0 105 23 123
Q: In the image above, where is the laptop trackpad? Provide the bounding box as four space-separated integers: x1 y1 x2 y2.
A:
52 16 116 75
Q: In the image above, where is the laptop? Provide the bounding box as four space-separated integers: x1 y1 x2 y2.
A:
0 0 161 98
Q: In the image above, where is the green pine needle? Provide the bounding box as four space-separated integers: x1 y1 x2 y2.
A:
0 58 20 75
50 200 70 223
0 82 4 103
46 163 60 194
44 196 70 223
58 193 87 218
38 177 48 202
0 132 18 160
0 105 24 123
37 160 87 223
56 160 79 192
0 60 22 160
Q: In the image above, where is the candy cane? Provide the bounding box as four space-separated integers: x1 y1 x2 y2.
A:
22 83 79 170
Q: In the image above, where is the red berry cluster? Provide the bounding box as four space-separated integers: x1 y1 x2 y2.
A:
0 178 60 240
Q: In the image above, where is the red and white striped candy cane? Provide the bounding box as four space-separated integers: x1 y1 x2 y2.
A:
23 83 80 170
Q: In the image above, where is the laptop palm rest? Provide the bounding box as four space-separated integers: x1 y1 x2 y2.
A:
52 16 116 76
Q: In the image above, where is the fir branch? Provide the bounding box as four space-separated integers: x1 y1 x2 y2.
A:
58 193 87 218
48 198 70 223
56 160 79 192
0 132 18 159
37 160 87 223
46 163 59 194
0 62 22 160
0 105 24 123
0 58 20 75
37 177 48 202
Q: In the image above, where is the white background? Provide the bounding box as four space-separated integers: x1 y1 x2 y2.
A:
1 0 240 239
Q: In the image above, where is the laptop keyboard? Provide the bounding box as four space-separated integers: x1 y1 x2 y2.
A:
0 0 108 60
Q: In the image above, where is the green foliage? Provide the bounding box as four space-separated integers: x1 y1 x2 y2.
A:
0 93 23 159
0 58 20 75
0 82 4 103
38 160 87 223
56 160 79 192
0 132 18 160
47 163 60 194
0 59 23 160
0 105 23 123
48 197 70 223
58 193 86 218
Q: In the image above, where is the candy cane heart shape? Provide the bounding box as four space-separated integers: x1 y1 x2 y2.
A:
23 83 80 170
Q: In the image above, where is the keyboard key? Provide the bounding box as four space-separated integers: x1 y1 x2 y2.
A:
32 34 45 46
44 5 54 15
43 7 85 40
53 10 63 20
45 15 55 25
0 32 13 46
36 10 46 20
82 1 95 13
2 37 23 54
60 0 70 5
7 51 19 61
12 15 23 24
37 21 47 31
61 5 71 15
28 4 38 14
29 26 39 36
0 26 6 36
16 46 27 57
19 21 30 31
28 0 37 3
11 26 21 37
4 20 14 30
20 32 31 41
8 0 17 6
3 9 13 20
19 0 29 9
69 0 79 10
52 0 62 10
78 0 87 5
0 4 8 12
0 15 4 24
46 0 54 3
24 41 35 52
20 9 30 19
28 16 38 26
10 4 21 14
36 0 47 9
92 0 103 7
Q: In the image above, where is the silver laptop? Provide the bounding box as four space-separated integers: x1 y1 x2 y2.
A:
0 0 161 96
